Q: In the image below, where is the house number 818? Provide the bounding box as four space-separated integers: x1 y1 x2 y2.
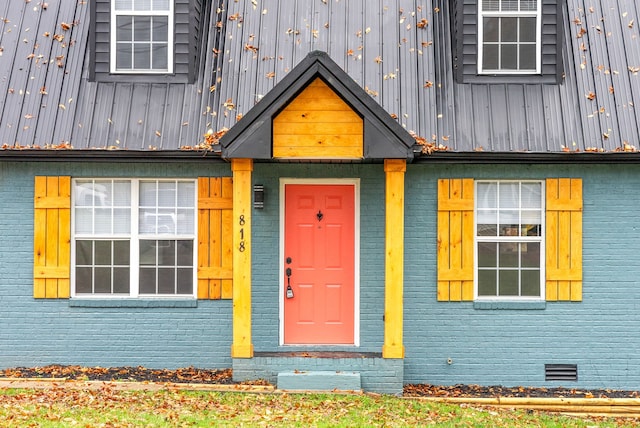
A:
238 215 246 252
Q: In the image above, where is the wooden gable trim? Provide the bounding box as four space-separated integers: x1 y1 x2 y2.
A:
273 78 364 159
219 51 415 161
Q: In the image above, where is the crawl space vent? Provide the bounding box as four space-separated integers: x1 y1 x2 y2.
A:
545 364 578 381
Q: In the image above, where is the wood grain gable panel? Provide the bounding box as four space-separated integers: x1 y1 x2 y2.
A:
273 78 363 159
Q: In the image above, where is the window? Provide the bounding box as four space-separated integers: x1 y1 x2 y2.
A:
478 0 541 74
72 179 196 297
111 0 174 73
475 181 543 299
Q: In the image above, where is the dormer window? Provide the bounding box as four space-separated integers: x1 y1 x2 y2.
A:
450 0 562 84
478 0 541 74
110 0 174 74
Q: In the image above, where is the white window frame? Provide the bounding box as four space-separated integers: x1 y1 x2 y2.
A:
110 0 174 74
474 180 545 301
71 178 197 298
477 0 542 74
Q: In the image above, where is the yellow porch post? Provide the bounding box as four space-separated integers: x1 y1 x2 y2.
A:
231 158 254 358
382 159 406 358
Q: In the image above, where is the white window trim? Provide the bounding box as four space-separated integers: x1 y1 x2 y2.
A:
477 1 542 75
278 178 361 347
110 1 174 74
71 178 198 299
474 180 545 301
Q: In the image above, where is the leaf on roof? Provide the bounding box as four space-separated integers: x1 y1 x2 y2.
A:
586 91 596 100
244 44 258 53
60 22 71 31
266 71 275 79
417 19 428 29
374 56 382 64
24 114 33 119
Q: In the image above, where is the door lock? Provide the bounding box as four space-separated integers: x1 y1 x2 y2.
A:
285 267 294 299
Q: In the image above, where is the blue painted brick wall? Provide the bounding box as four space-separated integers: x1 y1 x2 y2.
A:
4 159 640 391
0 162 233 369
404 163 640 390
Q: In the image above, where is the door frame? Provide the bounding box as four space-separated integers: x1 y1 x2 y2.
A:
279 178 361 346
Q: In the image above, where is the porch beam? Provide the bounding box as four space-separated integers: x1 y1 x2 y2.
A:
383 159 406 359
231 158 254 358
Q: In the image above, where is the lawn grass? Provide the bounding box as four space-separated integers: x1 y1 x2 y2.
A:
0 387 635 427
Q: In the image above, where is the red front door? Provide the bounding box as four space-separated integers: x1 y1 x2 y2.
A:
283 184 355 344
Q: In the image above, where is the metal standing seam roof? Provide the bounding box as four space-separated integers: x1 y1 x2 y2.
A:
0 0 639 156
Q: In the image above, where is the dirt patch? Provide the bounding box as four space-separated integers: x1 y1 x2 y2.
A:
403 383 640 399
3 365 640 398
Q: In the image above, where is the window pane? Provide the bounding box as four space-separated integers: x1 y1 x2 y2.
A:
153 17 168 42
94 267 112 293
521 270 540 296
139 240 156 265
76 267 92 293
157 182 176 207
115 0 133 11
153 0 170 10
75 208 93 234
502 0 518 11
152 44 168 70
139 268 156 293
157 209 176 234
520 44 537 70
501 18 518 42
113 208 131 234
498 270 518 295
478 270 497 296
176 240 193 266
478 242 497 267
477 183 497 208
499 242 519 267
499 182 519 208
483 44 499 70
521 242 540 267
113 181 131 205
116 16 133 42
113 267 130 293
116 44 132 69
521 0 537 11
521 210 541 231
483 17 499 42
501 44 518 69
95 208 113 234
113 240 131 265
157 240 176 266
178 181 195 206
520 17 536 42
76 240 92 265
499 210 519 234
177 209 194 234
134 0 152 11
94 241 112 265
140 181 156 206
521 183 541 208
482 0 499 11
158 268 175 294
134 17 151 41
177 268 193 294
139 209 156 234
134 44 151 69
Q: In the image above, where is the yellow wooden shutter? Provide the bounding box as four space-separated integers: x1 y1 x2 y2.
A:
197 177 233 299
546 178 582 301
437 179 474 301
34 176 71 299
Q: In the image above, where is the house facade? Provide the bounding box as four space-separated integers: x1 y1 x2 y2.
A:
1 0 640 394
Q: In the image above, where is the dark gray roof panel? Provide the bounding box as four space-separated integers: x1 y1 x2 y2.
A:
1 0 640 155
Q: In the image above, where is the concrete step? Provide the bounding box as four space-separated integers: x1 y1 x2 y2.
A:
277 370 361 392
